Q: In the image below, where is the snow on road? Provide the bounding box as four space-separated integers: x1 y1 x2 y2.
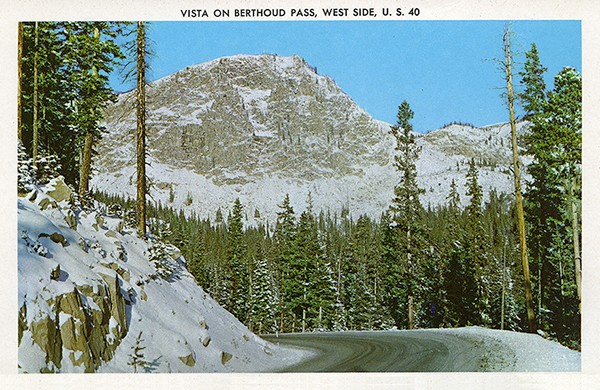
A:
263 327 581 372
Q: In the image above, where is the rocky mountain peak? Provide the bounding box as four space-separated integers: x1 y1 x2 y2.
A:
93 54 527 223
99 54 391 184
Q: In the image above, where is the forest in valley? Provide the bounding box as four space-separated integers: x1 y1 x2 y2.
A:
18 22 581 349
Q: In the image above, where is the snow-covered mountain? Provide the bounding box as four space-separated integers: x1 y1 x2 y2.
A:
18 178 308 373
92 53 528 222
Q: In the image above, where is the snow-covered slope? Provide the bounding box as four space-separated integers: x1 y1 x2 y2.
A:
92 54 528 223
415 121 531 207
18 178 307 373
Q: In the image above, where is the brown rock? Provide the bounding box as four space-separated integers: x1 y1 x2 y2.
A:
98 271 128 338
30 312 62 370
179 353 196 367
46 177 73 203
221 351 233 365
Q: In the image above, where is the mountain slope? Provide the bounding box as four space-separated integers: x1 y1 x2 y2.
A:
93 54 528 222
18 178 307 373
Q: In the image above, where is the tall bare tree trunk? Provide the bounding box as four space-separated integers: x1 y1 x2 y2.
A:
18 22 24 142
503 25 536 333
79 27 100 196
32 22 39 169
136 21 147 237
569 178 582 312
79 133 94 195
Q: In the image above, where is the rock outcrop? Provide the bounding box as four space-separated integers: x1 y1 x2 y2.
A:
18 271 129 372
18 180 131 372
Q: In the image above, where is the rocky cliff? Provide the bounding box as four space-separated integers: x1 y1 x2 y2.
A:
93 53 528 223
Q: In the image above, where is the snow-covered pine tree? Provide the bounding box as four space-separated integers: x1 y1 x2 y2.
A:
523 65 581 345
62 22 125 196
147 241 177 280
18 142 36 195
273 194 297 331
227 198 249 323
308 231 337 331
464 158 488 323
248 255 278 333
519 42 548 120
128 331 152 373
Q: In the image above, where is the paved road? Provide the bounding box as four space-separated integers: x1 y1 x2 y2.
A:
262 330 488 372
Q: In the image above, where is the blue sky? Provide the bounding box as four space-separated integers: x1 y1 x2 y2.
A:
110 20 581 133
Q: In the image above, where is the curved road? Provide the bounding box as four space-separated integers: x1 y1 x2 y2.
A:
262 330 491 372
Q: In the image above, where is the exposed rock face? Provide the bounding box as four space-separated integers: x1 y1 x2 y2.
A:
97 271 128 338
93 54 397 221
19 277 129 373
19 178 310 373
99 54 389 184
18 182 131 372
26 307 62 371
93 54 528 223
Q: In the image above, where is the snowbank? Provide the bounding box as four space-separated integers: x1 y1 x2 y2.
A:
433 326 581 372
18 178 309 373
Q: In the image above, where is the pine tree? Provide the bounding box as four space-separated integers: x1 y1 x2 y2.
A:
519 43 548 120
343 215 386 330
419 248 444 328
62 22 126 196
274 194 297 331
443 245 479 327
284 208 316 332
128 331 152 373
20 23 72 183
18 22 127 187
523 66 581 344
248 255 278 333
186 226 208 287
310 231 338 330
464 158 488 321
17 142 36 195
447 178 461 214
215 207 223 223
386 100 427 329
227 198 249 322
18 22 24 143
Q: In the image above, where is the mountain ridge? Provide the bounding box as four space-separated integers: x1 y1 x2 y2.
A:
93 53 528 223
